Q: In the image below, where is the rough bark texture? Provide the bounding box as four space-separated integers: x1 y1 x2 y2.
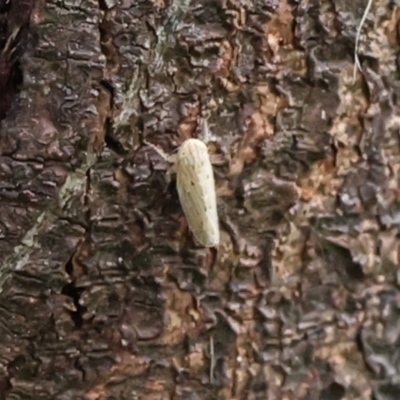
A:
1 0 400 399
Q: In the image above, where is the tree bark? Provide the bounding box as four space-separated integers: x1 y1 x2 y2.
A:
1 0 400 399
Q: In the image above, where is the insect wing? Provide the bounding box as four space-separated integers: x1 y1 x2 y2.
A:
176 139 219 247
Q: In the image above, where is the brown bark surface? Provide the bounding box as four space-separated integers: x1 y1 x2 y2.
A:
1 0 400 399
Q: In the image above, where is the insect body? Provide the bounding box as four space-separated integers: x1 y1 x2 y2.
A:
145 133 220 248
176 138 219 247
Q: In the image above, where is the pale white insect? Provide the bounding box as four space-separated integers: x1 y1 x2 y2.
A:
145 121 220 247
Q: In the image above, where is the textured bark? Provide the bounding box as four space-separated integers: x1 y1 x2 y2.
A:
1 0 400 399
